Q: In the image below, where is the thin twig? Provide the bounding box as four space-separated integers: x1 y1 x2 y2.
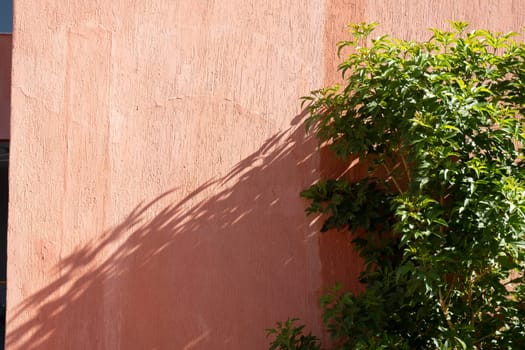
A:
400 153 412 183
381 162 403 194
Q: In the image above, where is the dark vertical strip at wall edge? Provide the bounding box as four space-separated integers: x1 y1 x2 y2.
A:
0 141 7 350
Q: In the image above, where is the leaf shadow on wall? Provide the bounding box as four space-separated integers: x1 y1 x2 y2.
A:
5 112 363 349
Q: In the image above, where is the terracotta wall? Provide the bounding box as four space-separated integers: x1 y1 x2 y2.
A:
5 1 524 349
7 1 327 349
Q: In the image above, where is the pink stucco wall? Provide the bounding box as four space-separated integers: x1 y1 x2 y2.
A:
7 2 327 349
5 1 525 349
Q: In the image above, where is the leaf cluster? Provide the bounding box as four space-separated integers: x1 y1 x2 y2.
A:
269 22 525 349
267 318 322 350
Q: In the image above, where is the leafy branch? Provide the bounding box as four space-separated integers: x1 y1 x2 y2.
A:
268 22 525 349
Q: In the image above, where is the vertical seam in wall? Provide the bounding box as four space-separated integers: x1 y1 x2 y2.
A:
60 30 72 273
103 31 113 235
318 0 368 314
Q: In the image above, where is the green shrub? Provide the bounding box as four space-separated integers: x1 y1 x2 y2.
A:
267 318 321 350
268 22 525 349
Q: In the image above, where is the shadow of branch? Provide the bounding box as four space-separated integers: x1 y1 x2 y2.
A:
6 114 330 349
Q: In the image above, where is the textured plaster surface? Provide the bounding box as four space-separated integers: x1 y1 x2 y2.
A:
7 1 326 349
5 0 525 349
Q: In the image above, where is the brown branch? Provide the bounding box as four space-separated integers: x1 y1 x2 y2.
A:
381 162 403 194
400 153 412 184
439 288 455 331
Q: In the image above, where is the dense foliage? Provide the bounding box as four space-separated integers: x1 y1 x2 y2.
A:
268 22 525 349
